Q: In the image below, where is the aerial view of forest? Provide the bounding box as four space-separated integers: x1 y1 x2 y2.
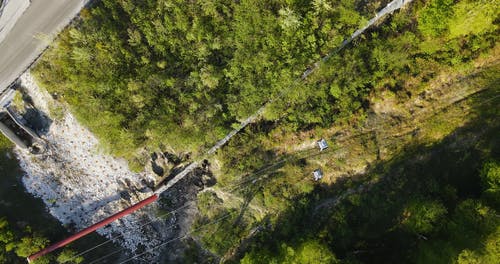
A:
0 0 498 263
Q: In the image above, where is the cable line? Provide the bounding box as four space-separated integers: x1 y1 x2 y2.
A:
87 223 177 264
83 89 500 263
226 148 333 192
118 213 233 264
116 151 339 264
223 147 317 189
84 158 282 263
67 202 192 262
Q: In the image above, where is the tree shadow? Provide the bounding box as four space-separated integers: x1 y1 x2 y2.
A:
14 84 53 137
22 107 52 136
235 76 500 263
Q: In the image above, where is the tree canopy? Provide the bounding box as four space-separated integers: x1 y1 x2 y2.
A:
29 0 500 263
0 217 83 264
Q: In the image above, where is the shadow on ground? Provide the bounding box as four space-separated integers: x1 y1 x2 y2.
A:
225 76 500 263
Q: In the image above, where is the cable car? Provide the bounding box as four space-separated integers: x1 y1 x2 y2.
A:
317 138 328 151
313 169 323 181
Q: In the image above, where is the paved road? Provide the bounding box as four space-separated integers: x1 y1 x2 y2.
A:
0 0 88 94
0 0 30 44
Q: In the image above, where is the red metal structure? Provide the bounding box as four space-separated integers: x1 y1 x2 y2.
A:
27 194 159 263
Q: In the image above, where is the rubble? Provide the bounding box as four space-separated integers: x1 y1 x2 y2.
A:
15 72 169 256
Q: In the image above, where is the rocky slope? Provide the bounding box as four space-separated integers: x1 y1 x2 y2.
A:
15 72 173 259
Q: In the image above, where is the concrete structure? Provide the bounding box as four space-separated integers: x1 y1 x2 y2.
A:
0 112 29 149
0 109 43 152
0 86 45 152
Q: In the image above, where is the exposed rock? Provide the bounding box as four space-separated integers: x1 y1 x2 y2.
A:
15 72 175 259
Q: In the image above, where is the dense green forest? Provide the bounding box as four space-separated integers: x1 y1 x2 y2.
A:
33 0 498 170
34 0 381 169
0 137 83 264
190 0 500 262
233 89 500 263
0 217 82 264
29 0 499 263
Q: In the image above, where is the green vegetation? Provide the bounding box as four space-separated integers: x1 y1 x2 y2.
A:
0 217 83 264
241 240 338 264
233 90 500 263
0 134 84 264
33 0 378 166
33 0 497 167
418 0 498 39
201 0 498 232
480 160 500 207
11 91 25 112
401 199 447 235
186 0 499 262
0 133 12 151
29 0 499 263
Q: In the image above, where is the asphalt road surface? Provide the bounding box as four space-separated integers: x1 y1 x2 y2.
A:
0 0 30 43
0 0 88 94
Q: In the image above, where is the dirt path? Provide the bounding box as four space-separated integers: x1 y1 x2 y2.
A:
313 67 500 213
156 0 415 195
200 187 265 217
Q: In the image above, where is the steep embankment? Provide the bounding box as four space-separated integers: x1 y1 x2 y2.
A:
15 72 172 257
191 0 499 260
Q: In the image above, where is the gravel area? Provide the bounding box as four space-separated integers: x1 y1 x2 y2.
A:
15 72 169 256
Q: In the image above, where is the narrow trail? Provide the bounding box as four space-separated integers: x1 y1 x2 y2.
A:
313 90 500 214
312 123 496 215
200 187 266 217
155 0 414 194
13 1 415 261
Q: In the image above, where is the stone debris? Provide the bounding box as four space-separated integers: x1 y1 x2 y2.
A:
15 72 168 256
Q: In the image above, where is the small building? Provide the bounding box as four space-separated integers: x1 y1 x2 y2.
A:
317 138 328 151
313 169 323 181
